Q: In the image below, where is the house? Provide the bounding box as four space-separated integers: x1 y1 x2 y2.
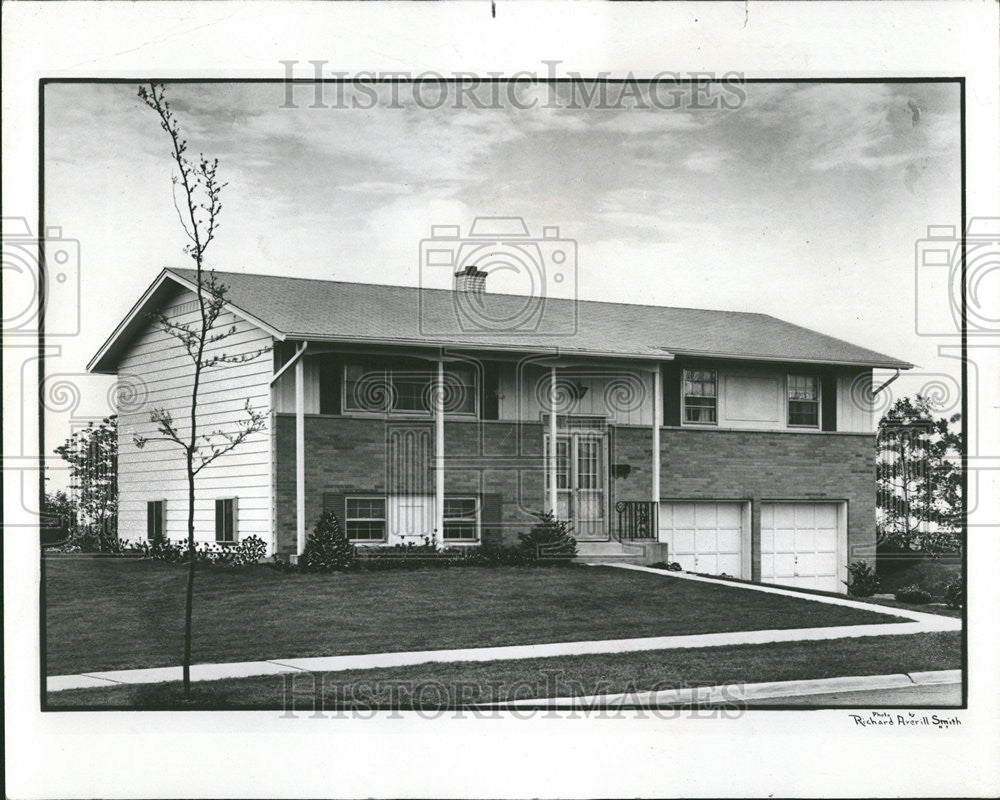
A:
88 266 912 593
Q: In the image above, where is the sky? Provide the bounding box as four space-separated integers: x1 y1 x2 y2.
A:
41 79 963 476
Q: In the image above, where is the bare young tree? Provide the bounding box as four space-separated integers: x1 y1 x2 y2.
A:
134 82 269 698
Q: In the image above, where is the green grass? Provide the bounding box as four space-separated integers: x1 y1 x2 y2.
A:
43 558 904 676
46 631 961 709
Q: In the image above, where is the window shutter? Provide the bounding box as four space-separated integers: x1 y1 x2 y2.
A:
159 500 166 539
662 363 681 427
147 502 155 540
230 497 238 542
322 492 346 525
480 493 503 546
821 371 837 431
481 361 501 420
215 499 223 541
319 354 342 415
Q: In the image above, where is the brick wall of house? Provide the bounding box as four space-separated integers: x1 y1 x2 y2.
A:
275 415 877 576
611 426 877 577
274 415 544 553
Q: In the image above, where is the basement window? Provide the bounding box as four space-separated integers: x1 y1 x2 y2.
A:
345 497 387 542
443 497 480 542
146 500 165 541
683 369 717 424
215 498 237 544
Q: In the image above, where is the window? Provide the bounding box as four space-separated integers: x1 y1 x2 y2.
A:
443 497 480 542
787 375 819 427
683 369 717 424
346 497 387 542
343 360 476 415
215 498 237 544
146 500 165 541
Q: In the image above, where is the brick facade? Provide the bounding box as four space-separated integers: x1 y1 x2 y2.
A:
275 415 877 579
274 414 545 553
610 426 877 578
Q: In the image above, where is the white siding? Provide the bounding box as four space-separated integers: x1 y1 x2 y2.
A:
116 288 275 553
837 369 876 433
499 362 655 426
273 356 320 414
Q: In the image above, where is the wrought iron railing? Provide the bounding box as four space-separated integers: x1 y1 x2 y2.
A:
615 501 658 540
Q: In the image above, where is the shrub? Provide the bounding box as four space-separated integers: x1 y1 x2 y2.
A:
517 512 577 565
944 576 964 609
235 535 267 565
845 561 881 597
894 584 933 604
302 511 356 572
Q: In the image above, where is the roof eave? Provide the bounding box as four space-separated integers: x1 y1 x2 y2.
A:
282 332 677 362
662 348 914 371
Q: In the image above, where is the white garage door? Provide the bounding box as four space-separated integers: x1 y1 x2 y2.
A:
659 502 746 578
760 502 842 592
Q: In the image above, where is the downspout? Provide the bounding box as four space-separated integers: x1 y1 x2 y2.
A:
872 368 901 395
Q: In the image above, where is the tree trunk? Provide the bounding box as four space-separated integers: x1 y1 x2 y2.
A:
183 452 196 698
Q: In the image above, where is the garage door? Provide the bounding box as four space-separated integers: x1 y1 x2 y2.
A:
760 502 842 592
658 502 746 578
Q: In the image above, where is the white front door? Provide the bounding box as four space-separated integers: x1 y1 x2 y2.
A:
545 433 607 539
658 502 747 578
760 502 843 592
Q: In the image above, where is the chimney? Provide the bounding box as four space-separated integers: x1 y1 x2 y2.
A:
454 265 488 294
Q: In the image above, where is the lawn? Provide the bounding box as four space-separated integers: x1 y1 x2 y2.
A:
46 631 961 709
43 558 904 676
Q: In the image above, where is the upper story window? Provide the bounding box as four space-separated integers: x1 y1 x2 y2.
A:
787 374 819 427
683 369 717 424
343 359 477 415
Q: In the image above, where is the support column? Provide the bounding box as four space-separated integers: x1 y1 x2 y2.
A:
652 365 661 505
295 354 306 554
435 360 445 540
548 365 558 516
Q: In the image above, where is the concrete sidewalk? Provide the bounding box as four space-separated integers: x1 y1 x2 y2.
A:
487 669 963 708
47 568 960 693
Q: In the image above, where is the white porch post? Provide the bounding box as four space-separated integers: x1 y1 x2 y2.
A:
295 353 306 554
548 365 558 516
435 359 445 540
652 365 661 505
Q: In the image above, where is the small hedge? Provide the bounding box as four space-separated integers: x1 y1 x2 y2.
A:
944 576 964 609
120 534 268 566
301 511 356 572
845 561 881 597
894 584 933 605
517 512 578 565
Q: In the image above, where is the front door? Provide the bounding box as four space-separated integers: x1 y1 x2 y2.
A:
545 433 607 539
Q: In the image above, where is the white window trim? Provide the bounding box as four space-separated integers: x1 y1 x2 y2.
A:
345 495 388 543
341 362 480 419
442 495 481 544
681 368 719 426
786 374 821 429
215 497 239 545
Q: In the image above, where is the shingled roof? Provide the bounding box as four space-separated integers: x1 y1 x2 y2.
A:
88 268 913 373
